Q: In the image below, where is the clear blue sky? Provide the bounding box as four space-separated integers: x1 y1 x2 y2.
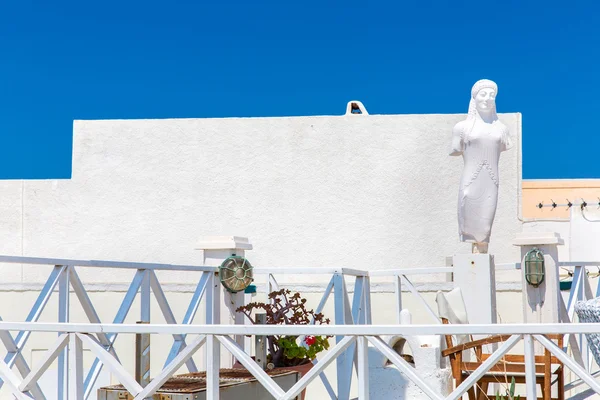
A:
1 1 598 179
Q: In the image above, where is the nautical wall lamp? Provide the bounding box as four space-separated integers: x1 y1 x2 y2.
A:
219 255 254 293
524 248 545 287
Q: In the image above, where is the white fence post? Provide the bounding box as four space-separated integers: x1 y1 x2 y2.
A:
514 232 563 354
197 236 253 366
514 232 563 324
452 254 497 327
334 273 352 400
58 266 70 400
68 333 83 400
356 336 369 400
523 334 538 399
206 335 220 400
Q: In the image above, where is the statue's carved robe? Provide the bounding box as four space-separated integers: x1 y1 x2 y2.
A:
451 120 512 243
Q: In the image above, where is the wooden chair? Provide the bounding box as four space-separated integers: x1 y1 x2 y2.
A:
436 288 564 400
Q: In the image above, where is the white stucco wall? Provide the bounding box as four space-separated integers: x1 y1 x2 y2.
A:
0 113 522 284
569 207 600 261
521 207 600 263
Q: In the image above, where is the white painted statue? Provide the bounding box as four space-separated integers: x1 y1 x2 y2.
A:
450 79 513 253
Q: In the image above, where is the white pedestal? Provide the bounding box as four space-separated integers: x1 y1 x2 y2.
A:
452 253 497 325
513 232 563 325
196 236 253 367
452 253 497 393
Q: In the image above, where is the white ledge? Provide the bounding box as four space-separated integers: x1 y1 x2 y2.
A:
196 236 253 250
513 232 564 246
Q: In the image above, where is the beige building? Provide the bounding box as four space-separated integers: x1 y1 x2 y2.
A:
523 179 600 219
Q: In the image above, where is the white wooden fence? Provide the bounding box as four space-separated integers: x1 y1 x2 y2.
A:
0 256 597 399
0 323 598 399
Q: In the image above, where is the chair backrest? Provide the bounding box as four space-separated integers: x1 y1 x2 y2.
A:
436 288 472 347
575 297 600 368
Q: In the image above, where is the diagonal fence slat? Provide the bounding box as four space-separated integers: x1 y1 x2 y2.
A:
559 294 585 367
0 324 45 400
78 333 143 396
304 276 337 400
134 334 206 400
19 333 69 392
535 334 600 395
280 336 356 400
0 265 66 399
311 355 340 400
401 275 441 324
84 269 145 400
149 270 198 371
69 267 116 355
0 358 33 400
217 335 286 399
367 335 444 400
164 271 211 367
15 265 67 348
444 334 522 400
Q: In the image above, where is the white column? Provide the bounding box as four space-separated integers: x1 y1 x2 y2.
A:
196 236 253 367
452 253 497 391
513 232 563 324
452 253 497 325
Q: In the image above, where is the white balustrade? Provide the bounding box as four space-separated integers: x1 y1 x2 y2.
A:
0 255 595 399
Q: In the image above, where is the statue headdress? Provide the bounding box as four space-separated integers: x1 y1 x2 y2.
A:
467 79 498 118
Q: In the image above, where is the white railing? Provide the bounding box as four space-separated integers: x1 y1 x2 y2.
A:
558 262 600 377
368 262 520 324
0 255 597 399
0 256 220 400
0 322 598 399
0 256 373 400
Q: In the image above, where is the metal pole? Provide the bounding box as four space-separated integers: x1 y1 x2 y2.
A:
135 321 151 388
140 270 151 323
255 313 267 370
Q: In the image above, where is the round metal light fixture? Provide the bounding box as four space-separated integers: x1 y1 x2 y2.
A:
218 255 254 293
524 247 545 287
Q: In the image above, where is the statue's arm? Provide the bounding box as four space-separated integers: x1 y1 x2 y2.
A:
500 126 514 152
449 123 464 156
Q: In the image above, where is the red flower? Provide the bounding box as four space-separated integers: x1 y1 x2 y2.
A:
304 335 316 346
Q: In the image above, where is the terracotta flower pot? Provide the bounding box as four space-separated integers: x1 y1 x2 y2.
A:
233 359 313 400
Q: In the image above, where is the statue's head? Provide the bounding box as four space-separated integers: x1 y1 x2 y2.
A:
468 79 498 119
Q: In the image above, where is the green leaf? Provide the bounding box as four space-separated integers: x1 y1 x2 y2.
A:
509 377 516 397
286 348 299 358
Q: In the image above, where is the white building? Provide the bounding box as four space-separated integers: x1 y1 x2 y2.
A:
2 110 595 399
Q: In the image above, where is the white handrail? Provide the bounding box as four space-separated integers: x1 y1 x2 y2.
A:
0 254 536 275
0 321 597 335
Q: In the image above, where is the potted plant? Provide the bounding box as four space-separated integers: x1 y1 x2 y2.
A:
235 289 331 398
